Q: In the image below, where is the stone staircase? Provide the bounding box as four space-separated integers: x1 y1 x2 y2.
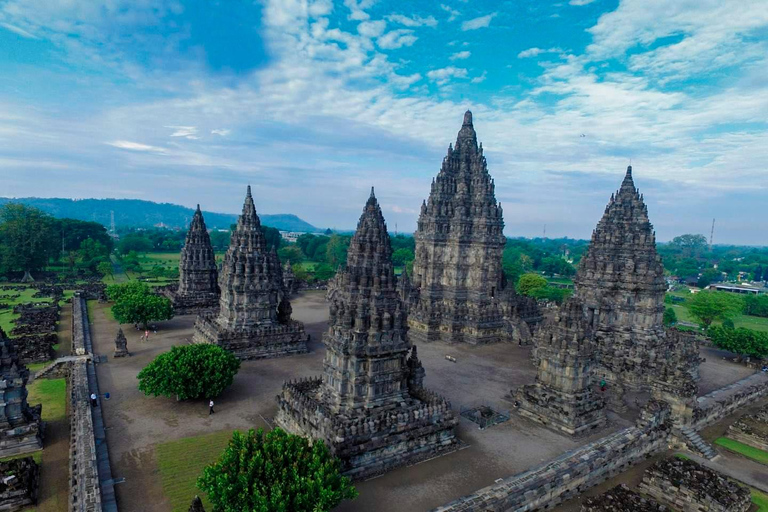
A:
680 427 718 460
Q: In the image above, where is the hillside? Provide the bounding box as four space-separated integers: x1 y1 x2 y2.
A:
0 197 319 232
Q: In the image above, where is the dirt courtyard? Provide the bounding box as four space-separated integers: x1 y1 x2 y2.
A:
88 291 758 512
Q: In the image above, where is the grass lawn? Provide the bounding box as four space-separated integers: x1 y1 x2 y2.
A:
733 314 768 333
753 488 768 511
28 360 54 374
156 429 234 512
27 378 67 422
714 437 768 465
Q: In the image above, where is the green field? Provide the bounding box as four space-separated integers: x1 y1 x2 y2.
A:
155 429 234 512
753 488 768 511
28 378 67 422
714 437 768 465
666 292 768 332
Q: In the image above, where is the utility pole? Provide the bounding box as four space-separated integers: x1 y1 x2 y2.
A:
709 218 715 250
543 224 547 239
110 210 117 239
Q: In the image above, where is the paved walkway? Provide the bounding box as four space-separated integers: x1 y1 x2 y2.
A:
686 451 768 493
697 372 767 408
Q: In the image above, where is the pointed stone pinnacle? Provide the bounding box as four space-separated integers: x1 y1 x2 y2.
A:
463 110 473 126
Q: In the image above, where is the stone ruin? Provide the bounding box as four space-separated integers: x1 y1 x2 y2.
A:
0 328 42 457
582 484 668 512
276 189 459 480
727 404 768 451
193 186 308 359
530 167 699 416
172 205 220 315
10 302 59 364
638 457 751 512
282 261 297 297
408 111 540 345
113 327 130 358
0 456 39 511
515 297 606 435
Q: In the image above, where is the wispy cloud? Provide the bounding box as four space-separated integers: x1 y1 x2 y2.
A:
377 29 418 49
471 71 487 83
386 14 437 28
426 66 467 85
211 129 231 136
0 22 37 39
461 13 496 31
570 0 597 5
450 50 471 60
167 126 199 139
106 141 166 153
517 47 564 58
440 4 460 22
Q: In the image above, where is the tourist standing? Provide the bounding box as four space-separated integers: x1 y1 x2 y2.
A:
209 399 215 415
90 393 98 407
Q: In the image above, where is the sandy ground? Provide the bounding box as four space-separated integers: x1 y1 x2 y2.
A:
88 291 761 512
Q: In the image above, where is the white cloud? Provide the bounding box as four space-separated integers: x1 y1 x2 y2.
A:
461 13 496 31
450 50 471 60
211 129 231 136
471 71 487 83
386 14 438 28
167 126 199 139
426 66 468 85
343 0 375 21
377 29 418 49
440 4 461 22
0 22 37 38
357 20 386 38
107 141 166 153
570 0 596 5
517 47 563 58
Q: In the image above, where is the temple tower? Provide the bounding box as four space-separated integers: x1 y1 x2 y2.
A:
276 189 459 479
192 187 307 359
571 167 698 409
0 328 42 457
409 111 508 344
516 298 606 435
173 205 220 314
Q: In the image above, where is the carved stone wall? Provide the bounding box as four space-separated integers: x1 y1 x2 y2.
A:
0 457 39 511
174 205 220 314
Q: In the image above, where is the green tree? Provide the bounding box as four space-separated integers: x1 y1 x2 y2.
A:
314 263 335 281
118 234 153 254
708 326 768 359
516 273 548 296
58 218 114 254
663 307 677 326
198 428 357 512
292 263 309 282
277 245 305 264
138 344 240 400
392 248 415 266
261 225 281 250
107 282 173 328
669 234 708 259
97 261 114 280
0 203 58 280
697 268 722 288
325 234 350 268
687 291 743 328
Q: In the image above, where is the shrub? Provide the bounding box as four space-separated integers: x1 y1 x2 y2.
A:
198 428 357 512
708 326 768 359
138 344 240 400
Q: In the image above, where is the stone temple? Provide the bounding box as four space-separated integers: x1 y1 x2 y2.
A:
192 186 307 359
172 205 220 314
529 166 699 416
0 328 42 457
276 189 459 480
516 297 606 435
409 111 539 344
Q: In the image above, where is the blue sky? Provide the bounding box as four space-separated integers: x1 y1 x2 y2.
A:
0 0 766 243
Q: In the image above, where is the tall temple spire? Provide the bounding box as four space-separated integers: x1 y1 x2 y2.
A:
0 327 42 456
277 191 458 479
172 204 220 314
456 110 478 150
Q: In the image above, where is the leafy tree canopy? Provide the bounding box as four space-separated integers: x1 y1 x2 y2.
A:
197 427 357 512
708 325 768 359
687 291 743 328
138 344 240 400
516 273 548 296
107 281 173 328
0 203 59 278
663 307 677 326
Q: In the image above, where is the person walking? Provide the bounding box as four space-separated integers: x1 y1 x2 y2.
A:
209 399 215 415
90 393 98 407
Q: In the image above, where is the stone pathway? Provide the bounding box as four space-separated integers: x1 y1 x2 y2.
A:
697 372 767 408
685 452 768 493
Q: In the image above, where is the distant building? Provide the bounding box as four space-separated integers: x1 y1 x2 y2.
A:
279 231 304 243
708 283 765 295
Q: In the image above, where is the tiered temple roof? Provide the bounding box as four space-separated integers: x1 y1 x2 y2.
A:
174 205 220 314
0 328 42 457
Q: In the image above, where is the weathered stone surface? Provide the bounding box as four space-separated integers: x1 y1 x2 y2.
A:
555 166 699 412
173 205 220 314
516 297 606 435
282 261 297 297
0 457 39 511
10 303 59 363
409 111 540 345
277 190 459 480
638 457 751 512
0 328 43 458
113 327 129 358
728 404 768 451
193 187 307 359
582 484 667 512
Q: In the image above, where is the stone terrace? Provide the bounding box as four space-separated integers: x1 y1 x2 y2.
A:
86 291 758 512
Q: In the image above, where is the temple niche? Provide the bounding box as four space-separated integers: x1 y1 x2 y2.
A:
409 111 540 345
192 187 307 359
0 328 43 457
531 166 699 416
172 205 220 315
276 189 459 480
516 297 606 435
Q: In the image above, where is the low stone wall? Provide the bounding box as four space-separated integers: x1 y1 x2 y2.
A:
692 374 768 430
727 405 768 451
638 457 751 512
69 359 101 512
71 296 88 356
433 402 671 511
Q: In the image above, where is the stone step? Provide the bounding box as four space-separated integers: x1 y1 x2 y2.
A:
681 429 718 460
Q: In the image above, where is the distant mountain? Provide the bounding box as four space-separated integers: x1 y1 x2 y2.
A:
0 197 320 232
